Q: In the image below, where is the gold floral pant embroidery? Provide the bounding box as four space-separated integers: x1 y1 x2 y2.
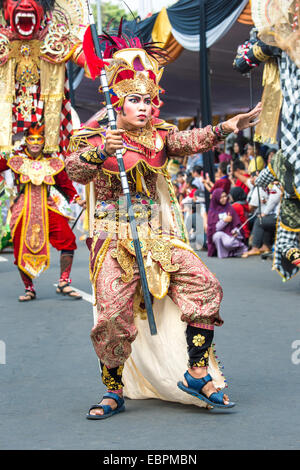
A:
186 325 213 368
101 363 124 390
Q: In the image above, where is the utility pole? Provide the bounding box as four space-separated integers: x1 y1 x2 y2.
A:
199 0 215 211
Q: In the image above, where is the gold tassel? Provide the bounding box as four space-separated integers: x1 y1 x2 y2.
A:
135 168 142 192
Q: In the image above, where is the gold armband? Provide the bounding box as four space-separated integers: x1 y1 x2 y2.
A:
80 147 107 165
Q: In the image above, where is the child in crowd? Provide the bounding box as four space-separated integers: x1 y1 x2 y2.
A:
230 186 250 242
204 161 231 195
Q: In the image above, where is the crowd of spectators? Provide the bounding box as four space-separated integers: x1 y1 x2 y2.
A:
169 134 280 260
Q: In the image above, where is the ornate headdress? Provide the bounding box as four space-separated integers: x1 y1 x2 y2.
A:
27 123 45 137
251 0 300 67
83 23 166 108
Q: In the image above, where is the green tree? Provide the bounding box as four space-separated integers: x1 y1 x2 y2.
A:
92 1 138 32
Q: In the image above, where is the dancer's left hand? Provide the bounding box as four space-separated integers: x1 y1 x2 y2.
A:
222 102 262 134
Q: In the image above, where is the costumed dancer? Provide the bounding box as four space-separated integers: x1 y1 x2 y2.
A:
254 150 300 279
0 123 85 301
233 0 300 280
0 0 89 156
66 29 261 418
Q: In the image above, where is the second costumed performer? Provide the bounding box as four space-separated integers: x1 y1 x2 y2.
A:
66 31 261 418
0 123 85 301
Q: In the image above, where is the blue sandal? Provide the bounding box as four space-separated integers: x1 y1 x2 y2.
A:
86 392 125 420
177 371 235 409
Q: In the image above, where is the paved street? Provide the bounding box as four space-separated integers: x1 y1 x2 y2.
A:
1 236 300 450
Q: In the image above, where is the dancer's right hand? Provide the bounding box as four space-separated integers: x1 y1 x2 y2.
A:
104 128 125 156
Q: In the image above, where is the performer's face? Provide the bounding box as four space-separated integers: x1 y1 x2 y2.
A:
3 0 45 39
117 94 152 130
26 135 45 156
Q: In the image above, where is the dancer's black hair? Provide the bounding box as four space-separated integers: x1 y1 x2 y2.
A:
100 18 168 62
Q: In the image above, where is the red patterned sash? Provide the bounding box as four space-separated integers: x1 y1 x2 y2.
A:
8 153 65 278
18 183 50 278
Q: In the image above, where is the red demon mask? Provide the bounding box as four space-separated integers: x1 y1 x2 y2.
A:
2 0 48 39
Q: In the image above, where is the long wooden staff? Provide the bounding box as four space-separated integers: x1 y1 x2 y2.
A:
83 0 157 335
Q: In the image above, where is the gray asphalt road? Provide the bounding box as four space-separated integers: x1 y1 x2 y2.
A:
1 237 300 450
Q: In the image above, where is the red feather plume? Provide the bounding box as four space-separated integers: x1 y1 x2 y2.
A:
83 26 109 80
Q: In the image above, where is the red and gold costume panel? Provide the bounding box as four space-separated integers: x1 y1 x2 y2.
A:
4 149 78 278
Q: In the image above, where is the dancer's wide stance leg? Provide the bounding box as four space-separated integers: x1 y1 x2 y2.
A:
90 243 225 410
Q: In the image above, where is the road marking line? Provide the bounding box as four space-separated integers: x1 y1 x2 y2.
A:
0 256 8 262
54 284 93 303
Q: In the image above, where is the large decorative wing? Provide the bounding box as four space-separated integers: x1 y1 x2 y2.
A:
251 0 300 67
49 0 89 41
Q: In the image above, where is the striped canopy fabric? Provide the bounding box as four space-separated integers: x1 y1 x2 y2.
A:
121 0 251 65
126 0 250 52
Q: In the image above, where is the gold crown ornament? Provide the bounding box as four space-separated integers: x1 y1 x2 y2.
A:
99 48 164 108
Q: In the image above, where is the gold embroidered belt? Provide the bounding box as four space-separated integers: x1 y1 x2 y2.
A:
92 196 181 299
93 195 163 237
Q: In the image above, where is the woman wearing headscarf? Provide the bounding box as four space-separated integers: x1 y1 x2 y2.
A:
207 188 247 258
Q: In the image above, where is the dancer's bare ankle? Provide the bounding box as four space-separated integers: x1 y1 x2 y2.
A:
188 366 208 379
108 389 123 397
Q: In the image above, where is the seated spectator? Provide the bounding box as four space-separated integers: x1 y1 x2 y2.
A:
231 141 242 161
242 182 281 257
247 182 268 214
181 177 201 242
230 187 250 241
247 155 265 174
172 182 180 201
213 142 222 164
218 153 232 164
167 158 181 177
204 161 231 195
175 170 187 203
176 170 186 187
264 147 277 166
183 188 205 250
207 188 247 258
187 152 203 171
181 177 198 206
240 142 254 170
232 160 251 195
191 165 205 192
